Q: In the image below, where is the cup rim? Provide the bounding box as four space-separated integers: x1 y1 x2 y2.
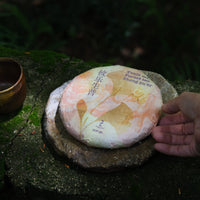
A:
0 57 23 94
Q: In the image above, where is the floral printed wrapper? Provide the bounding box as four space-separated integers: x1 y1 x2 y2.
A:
59 65 163 149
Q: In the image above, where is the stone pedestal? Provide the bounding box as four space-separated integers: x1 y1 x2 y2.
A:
43 70 177 172
1 46 200 199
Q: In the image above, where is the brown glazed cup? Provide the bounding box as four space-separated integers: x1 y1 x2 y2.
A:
0 57 26 114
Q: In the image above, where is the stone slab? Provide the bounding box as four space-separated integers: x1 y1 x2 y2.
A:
1 47 200 199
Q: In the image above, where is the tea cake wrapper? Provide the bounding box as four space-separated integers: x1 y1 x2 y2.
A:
59 65 163 149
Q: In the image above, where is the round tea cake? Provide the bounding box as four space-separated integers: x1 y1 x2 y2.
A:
59 65 163 149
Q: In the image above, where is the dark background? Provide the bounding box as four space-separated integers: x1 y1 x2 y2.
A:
0 0 200 79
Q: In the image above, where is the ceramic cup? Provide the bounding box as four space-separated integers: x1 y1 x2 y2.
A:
0 57 26 114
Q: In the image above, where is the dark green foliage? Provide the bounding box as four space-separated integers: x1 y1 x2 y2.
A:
0 3 54 49
0 1 199 80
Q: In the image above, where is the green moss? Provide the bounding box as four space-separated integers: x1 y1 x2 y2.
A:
29 107 40 127
11 115 25 126
0 46 24 57
21 105 32 114
29 50 67 65
0 106 29 160
0 46 110 76
28 50 69 74
0 46 71 74
0 115 24 133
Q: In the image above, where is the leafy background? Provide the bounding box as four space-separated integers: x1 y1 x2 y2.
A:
0 0 200 80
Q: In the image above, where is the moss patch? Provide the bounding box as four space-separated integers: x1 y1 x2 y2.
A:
0 46 24 57
28 50 69 74
28 106 41 127
0 115 24 133
0 104 32 151
22 105 32 113
0 46 71 74
0 105 32 133
28 50 67 65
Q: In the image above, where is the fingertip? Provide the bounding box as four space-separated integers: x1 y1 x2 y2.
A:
152 125 162 134
151 127 158 139
154 143 169 154
152 131 164 143
154 143 161 151
152 126 157 134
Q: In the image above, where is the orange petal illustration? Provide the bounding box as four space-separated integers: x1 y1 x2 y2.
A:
76 99 87 122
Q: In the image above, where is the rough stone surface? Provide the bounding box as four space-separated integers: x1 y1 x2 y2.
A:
44 70 177 172
1 46 200 200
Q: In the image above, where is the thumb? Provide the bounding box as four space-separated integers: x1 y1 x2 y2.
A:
163 92 200 120
162 96 180 114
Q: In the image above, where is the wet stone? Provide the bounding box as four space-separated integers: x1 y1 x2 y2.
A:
3 48 200 200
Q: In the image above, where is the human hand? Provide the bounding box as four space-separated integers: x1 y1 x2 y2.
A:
152 92 200 157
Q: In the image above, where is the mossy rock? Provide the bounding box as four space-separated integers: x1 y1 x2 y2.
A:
1 46 200 200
